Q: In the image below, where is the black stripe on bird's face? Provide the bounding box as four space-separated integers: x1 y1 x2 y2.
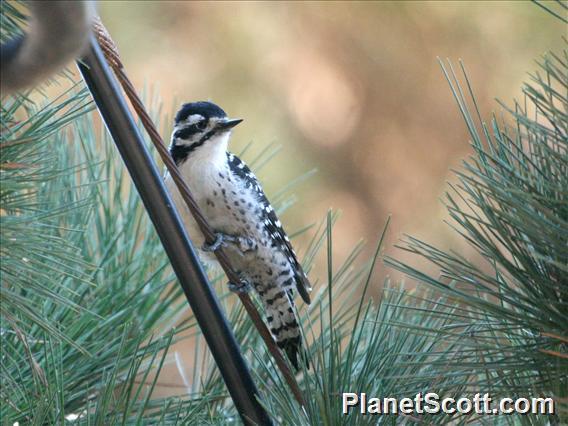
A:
170 118 243 165
170 126 220 165
173 125 200 140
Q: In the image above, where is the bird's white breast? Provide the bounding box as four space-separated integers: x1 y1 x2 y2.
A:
164 132 264 266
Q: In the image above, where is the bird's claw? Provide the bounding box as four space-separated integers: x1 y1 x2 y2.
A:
202 233 233 252
228 279 251 294
202 233 257 255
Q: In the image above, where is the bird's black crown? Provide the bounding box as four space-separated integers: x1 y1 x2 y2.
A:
175 101 227 124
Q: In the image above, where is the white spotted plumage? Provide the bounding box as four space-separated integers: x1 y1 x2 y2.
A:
165 101 311 368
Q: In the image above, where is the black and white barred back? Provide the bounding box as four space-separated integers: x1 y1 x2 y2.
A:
227 153 312 302
224 152 310 367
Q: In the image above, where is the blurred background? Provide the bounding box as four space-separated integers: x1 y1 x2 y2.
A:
100 1 563 283
97 1 562 394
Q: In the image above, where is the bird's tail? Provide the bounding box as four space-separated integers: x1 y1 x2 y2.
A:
264 293 306 370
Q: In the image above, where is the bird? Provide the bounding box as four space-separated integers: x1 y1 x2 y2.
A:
164 101 311 369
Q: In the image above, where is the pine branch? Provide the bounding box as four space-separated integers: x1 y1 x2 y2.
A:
386 45 568 422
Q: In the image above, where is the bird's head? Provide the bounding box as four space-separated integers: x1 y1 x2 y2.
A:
170 101 242 164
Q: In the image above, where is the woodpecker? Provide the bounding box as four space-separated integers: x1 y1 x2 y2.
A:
165 101 311 368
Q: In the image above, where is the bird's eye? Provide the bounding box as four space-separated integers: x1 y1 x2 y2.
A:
196 121 207 131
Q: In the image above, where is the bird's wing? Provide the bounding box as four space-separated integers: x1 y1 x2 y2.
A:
227 152 311 304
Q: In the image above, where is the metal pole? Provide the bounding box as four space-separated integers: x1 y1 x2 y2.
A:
77 39 272 426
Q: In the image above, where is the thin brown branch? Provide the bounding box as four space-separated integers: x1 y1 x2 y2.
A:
541 332 568 344
539 349 568 360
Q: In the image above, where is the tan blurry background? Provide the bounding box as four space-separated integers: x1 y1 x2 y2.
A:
98 1 563 394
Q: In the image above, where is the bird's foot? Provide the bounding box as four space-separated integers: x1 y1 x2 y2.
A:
201 233 235 252
227 278 251 294
202 233 257 255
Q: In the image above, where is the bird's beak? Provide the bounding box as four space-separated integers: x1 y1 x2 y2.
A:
216 118 243 131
